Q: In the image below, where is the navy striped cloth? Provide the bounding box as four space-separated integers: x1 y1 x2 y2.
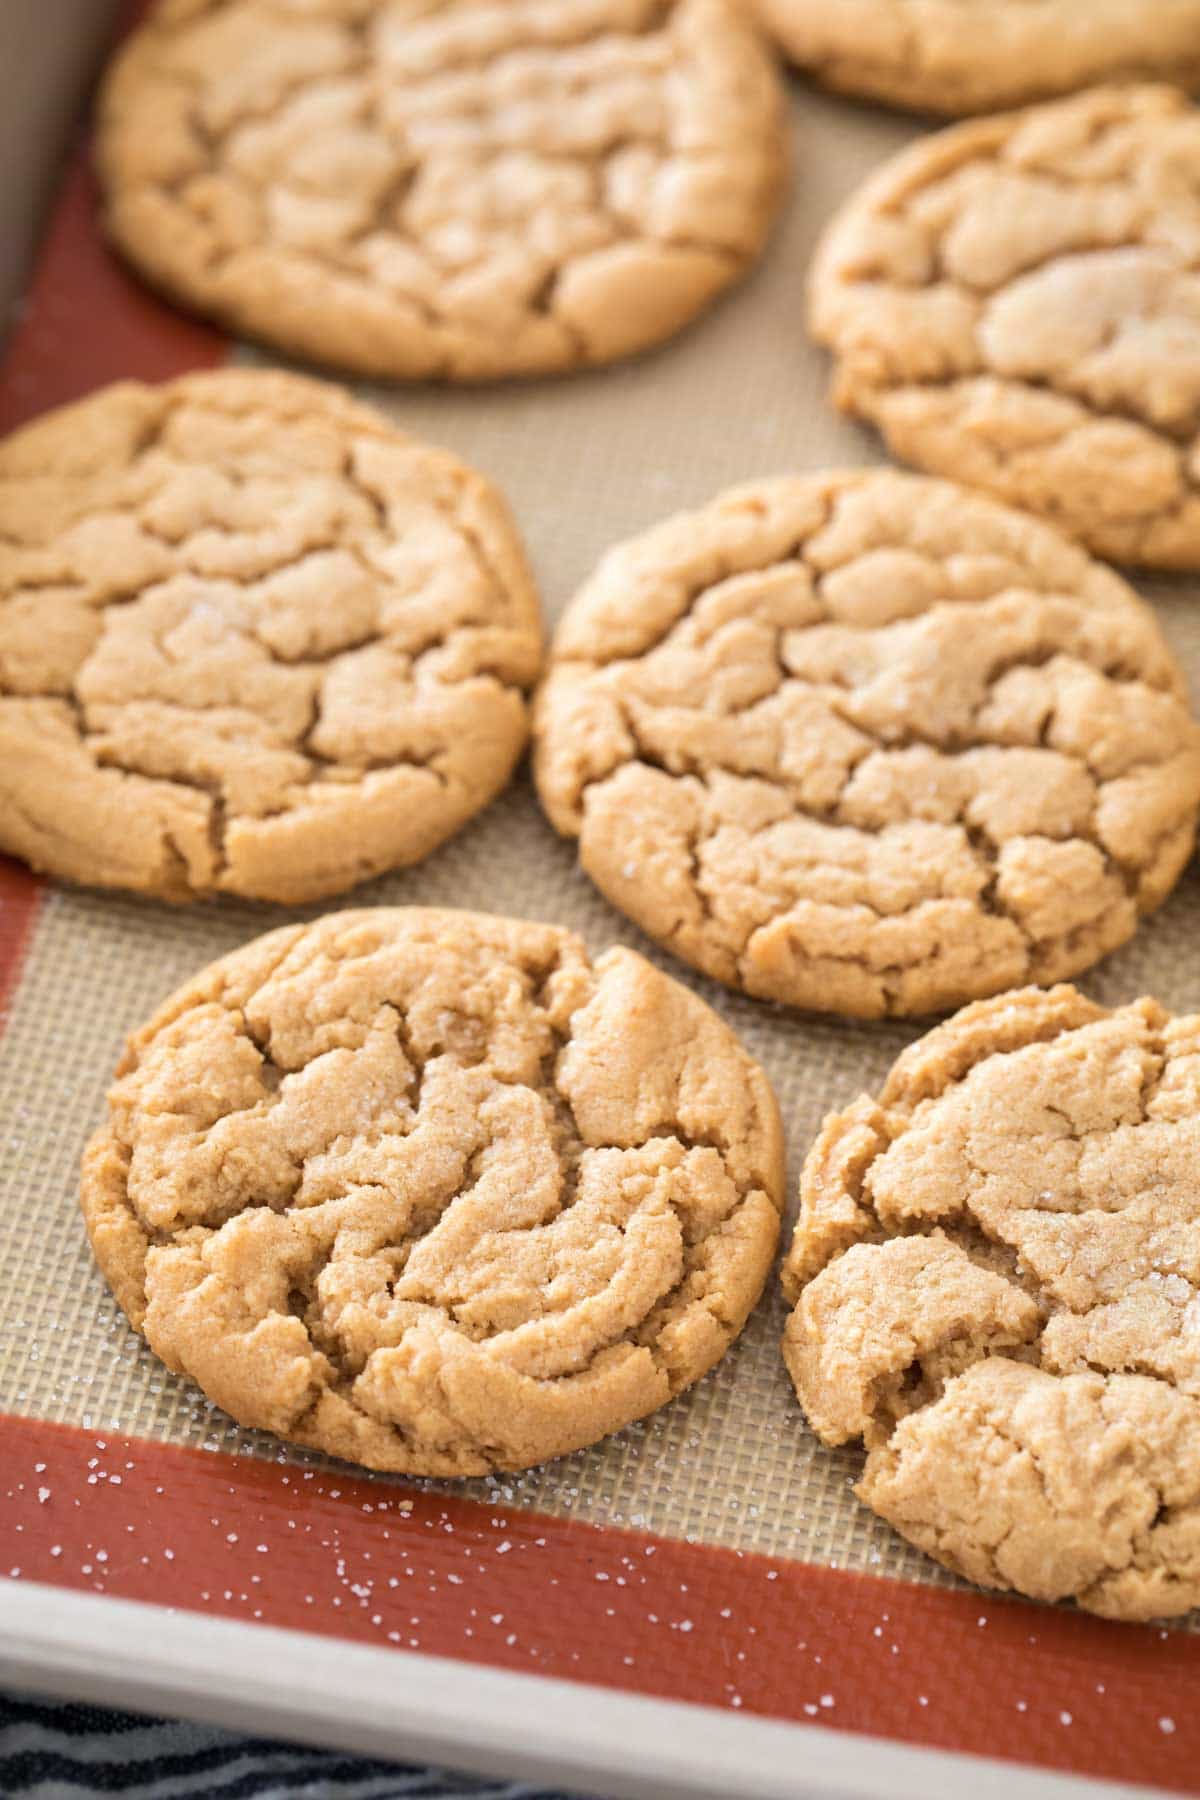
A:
0 1694 601 1800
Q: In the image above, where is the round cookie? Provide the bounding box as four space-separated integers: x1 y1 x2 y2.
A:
97 0 788 382
533 468 1200 1020
0 369 542 904
811 85 1200 568
782 984 1200 1621
81 907 785 1476
754 0 1200 117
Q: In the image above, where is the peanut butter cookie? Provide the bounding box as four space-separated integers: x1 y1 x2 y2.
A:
0 370 542 903
97 0 788 382
81 908 785 1475
755 0 1200 117
811 85 1200 568
783 985 1200 1620
534 469 1200 1019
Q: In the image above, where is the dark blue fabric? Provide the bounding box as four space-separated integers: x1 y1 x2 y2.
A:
0 1694 601 1800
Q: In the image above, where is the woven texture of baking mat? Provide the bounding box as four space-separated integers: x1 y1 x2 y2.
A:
3 80 1200 1593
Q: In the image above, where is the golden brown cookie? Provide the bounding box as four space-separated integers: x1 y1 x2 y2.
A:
0 369 542 904
755 0 1200 117
533 469 1200 1020
81 907 785 1475
782 985 1200 1621
97 0 788 382
811 85 1200 568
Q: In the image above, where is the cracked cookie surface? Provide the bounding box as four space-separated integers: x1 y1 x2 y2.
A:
80 907 785 1475
782 985 1200 1620
97 0 787 381
754 0 1200 117
0 369 542 903
811 85 1200 568
533 468 1200 1020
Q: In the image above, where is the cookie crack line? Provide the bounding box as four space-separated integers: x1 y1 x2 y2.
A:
544 496 1184 684
782 986 1200 1619
0 369 545 904
3 427 522 659
156 0 679 96
846 366 1200 525
600 643 1162 845
81 909 785 1476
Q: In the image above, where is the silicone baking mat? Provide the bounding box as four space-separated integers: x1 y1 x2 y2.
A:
3 8 1200 1794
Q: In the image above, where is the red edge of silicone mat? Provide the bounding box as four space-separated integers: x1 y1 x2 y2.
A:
4 1414 1199 1795
1 14 1198 1797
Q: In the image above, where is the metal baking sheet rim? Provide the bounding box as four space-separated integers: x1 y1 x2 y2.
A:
0 1582 1145 1800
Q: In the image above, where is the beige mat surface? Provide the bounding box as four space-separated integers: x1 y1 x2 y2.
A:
2 77 1199 1594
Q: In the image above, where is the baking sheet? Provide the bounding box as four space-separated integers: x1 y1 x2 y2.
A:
3 19 1200 1798
0 0 121 322
4 70 1200 1589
